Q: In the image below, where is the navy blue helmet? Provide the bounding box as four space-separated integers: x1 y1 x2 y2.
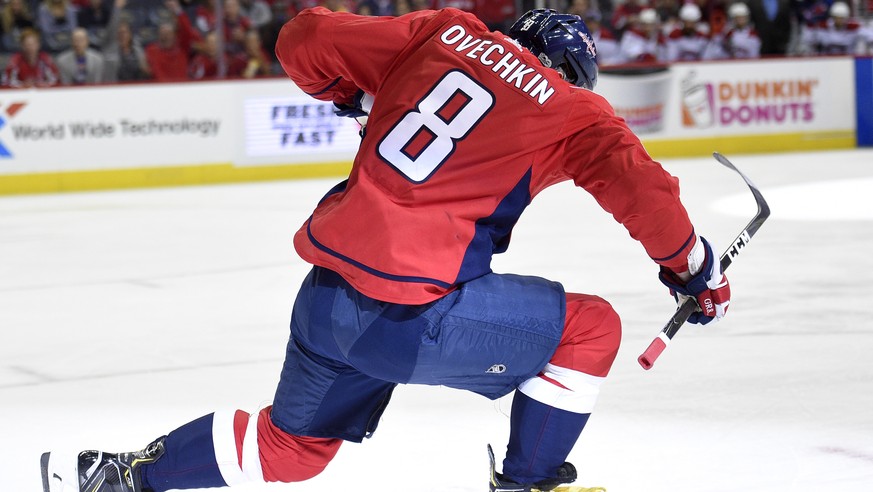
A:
508 9 599 90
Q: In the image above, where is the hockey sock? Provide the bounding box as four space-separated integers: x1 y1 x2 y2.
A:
141 407 342 490
141 413 229 491
502 391 590 485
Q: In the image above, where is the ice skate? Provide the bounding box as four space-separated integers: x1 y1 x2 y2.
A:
487 445 605 492
41 437 166 492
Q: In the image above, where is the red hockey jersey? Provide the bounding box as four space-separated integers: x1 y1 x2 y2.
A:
276 7 695 304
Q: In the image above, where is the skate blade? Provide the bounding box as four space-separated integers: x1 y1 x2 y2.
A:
40 452 79 492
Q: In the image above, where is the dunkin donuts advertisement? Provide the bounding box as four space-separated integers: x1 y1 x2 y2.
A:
595 57 855 143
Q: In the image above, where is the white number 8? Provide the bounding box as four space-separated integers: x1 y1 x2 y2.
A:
377 70 494 183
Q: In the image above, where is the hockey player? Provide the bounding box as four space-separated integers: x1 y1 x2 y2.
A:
722 2 761 58
800 1 866 55
584 11 623 66
610 0 651 35
666 3 714 61
40 7 731 492
618 8 668 62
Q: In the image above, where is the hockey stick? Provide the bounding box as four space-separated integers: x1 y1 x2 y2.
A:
637 152 771 370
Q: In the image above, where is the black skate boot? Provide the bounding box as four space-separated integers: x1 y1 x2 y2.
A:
487 444 604 492
41 436 166 492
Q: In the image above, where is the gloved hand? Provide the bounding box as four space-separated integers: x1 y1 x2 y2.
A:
659 236 730 325
333 90 375 127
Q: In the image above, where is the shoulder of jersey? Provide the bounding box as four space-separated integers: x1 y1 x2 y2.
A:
569 87 615 116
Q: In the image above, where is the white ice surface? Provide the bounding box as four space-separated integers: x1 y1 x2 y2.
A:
2 149 873 492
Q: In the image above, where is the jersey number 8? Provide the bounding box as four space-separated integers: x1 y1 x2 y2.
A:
377 70 495 183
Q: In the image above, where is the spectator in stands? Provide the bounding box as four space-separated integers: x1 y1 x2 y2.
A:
686 0 727 34
612 0 650 35
795 0 830 28
394 0 411 15
357 0 395 15
190 30 235 78
2 28 59 86
746 0 792 54
76 0 112 35
475 0 516 31
666 3 713 60
237 28 271 77
584 11 623 66
284 0 321 19
188 31 218 80
56 27 106 83
1 0 36 52
222 0 252 53
864 20 873 54
37 0 77 52
194 0 216 33
652 0 680 28
101 0 140 81
322 0 353 12
193 0 252 53
103 18 149 81
55 27 104 85
722 2 761 58
144 0 201 81
432 0 517 30
567 0 599 19
409 0 430 12
619 7 667 62
239 0 272 29
255 0 293 64
145 22 189 80
177 0 200 15
432 0 475 15
800 1 866 54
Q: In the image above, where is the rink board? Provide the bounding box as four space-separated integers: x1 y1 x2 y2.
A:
596 57 857 155
0 79 361 195
0 56 861 195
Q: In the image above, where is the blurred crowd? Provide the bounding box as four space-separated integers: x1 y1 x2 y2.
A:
581 0 873 65
1 0 872 88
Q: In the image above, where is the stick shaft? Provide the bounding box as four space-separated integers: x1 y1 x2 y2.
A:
637 153 770 370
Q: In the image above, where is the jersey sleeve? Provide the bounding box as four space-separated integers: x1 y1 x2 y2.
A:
275 7 444 106
561 92 696 272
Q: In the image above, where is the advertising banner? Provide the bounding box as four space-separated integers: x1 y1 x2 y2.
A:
596 57 856 153
240 94 363 165
0 80 364 178
0 56 861 194
0 83 233 175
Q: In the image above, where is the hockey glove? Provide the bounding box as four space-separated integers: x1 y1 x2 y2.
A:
659 236 730 325
333 90 374 127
